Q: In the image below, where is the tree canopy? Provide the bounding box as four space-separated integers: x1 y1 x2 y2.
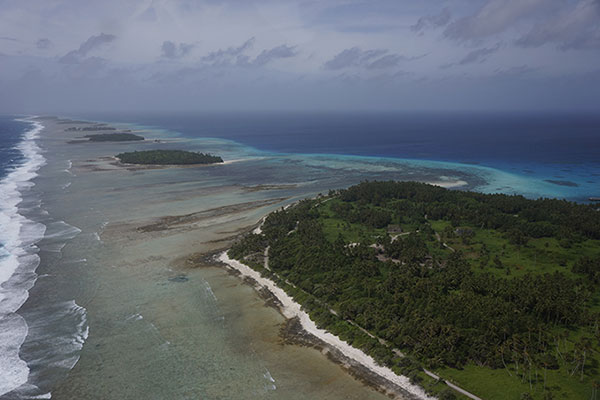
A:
230 181 600 399
116 150 223 165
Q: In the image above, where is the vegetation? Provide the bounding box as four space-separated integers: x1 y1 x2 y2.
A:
230 181 600 399
66 125 116 131
86 133 144 142
116 150 223 165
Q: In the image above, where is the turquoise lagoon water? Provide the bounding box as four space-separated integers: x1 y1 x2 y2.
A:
83 112 600 201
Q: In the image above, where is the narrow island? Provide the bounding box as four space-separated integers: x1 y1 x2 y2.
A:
67 133 145 144
86 133 145 142
225 181 600 400
66 125 117 131
116 150 224 165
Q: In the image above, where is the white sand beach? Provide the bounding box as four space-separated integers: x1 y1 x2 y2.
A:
219 252 436 400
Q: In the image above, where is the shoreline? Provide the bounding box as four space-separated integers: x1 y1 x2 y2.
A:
34 115 412 399
11 114 596 399
0 118 47 397
217 251 435 400
43 114 600 202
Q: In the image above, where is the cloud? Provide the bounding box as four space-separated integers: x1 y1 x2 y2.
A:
63 56 109 80
493 65 538 78
161 41 194 59
1 0 599 112
443 0 600 51
444 0 549 40
202 37 255 66
516 0 600 50
36 38 52 49
324 47 422 70
60 33 116 64
366 54 404 69
439 43 501 69
458 43 501 65
324 47 387 70
411 8 451 33
200 39 297 68
253 44 297 66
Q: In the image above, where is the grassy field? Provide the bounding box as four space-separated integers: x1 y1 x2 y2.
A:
312 200 600 400
319 199 386 243
428 219 600 279
437 361 597 400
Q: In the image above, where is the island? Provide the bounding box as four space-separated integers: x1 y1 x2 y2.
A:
66 125 117 131
85 133 145 142
116 150 224 165
227 181 600 400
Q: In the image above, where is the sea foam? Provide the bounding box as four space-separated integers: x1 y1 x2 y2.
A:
0 120 46 397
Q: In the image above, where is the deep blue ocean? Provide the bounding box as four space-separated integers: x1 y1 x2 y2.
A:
83 112 600 201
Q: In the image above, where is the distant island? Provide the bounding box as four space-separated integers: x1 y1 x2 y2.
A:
228 181 600 400
116 150 224 165
545 179 579 187
66 125 117 131
86 133 145 142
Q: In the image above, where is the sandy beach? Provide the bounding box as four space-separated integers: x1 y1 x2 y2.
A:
218 252 434 400
5 116 491 399
19 116 459 400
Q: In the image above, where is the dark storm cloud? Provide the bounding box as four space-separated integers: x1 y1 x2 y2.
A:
59 33 116 64
411 8 451 33
161 41 194 59
36 38 52 49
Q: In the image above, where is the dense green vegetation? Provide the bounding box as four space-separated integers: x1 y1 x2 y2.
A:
86 133 144 142
66 125 116 131
116 150 223 165
230 181 600 399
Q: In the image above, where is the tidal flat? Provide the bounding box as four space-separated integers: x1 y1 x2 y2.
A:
17 117 485 399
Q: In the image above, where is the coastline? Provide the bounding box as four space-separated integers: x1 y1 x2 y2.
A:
217 252 435 400
56 114 600 201
0 118 47 397
11 114 597 399
26 116 415 400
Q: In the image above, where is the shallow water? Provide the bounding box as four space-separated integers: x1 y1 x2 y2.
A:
8 114 593 399
83 111 600 202
10 117 485 400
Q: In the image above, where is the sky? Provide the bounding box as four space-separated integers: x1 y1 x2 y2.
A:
0 0 599 113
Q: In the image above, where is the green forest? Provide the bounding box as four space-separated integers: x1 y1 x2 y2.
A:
116 150 223 165
229 181 600 400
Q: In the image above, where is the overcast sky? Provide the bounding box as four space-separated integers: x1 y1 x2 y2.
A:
1 0 599 113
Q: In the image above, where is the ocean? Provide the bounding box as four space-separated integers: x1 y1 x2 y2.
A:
0 117 87 400
85 111 600 201
0 117 46 397
0 112 598 399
